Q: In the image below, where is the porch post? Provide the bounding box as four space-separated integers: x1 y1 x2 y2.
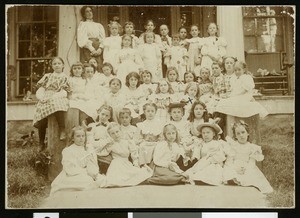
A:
170 7 180 36
217 6 245 62
58 5 81 75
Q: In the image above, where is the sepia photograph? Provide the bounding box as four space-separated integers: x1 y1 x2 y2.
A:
5 5 295 209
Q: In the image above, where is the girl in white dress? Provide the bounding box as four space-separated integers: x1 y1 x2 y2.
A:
68 62 89 123
223 121 273 193
119 108 139 144
180 71 196 94
139 70 158 100
103 78 126 123
184 119 228 185
123 21 140 49
223 56 237 97
88 57 101 83
200 23 227 70
136 103 164 166
164 34 189 82
115 34 143 85
186 25 204 72
148 124 189 185
139 32 162 83
98 122 153 187
178 82 200 120
165 67 184 96
103 20 122 71
123 72 145 119
215 61 268 118
178 26 189 50
50 126 106 195
98 62 115 92
148 79 175 124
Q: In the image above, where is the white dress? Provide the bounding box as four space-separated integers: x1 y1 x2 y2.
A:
50 144 106 196
185 140 227 185
165 45 188 81
104 139 153 187
223 140 273 193
98 74 115 92
115 47 143 85
121 125 139 143
139 43 162 82
186 37 204 72
200 36 227 70
103 35 122 70
215 74 269 118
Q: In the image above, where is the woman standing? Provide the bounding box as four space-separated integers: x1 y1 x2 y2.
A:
77 6 106 65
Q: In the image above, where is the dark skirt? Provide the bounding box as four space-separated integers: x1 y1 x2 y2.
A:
146 166 186 185
176 155 198 172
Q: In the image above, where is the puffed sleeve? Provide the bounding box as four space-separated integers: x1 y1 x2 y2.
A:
77 21 94 51
249 143 264 161
61 148 86 176
97 23 106 49
240 75 255 92
153 142 170 168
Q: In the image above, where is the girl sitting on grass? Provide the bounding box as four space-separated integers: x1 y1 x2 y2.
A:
223 121 273 193
50 126 106 195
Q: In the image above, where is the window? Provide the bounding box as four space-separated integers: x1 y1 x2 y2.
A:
242 6 290 95
16 6 58 96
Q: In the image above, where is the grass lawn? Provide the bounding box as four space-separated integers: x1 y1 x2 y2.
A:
6 114 294 208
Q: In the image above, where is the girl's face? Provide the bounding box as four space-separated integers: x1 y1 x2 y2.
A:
88 58 98 68
187 85 198 97
160 25 169 36
108 126 122 142
73 130 85 147
211 64 222 77
110 24 119 36
201 127 215 142
52 58 64 73
85 67 94 79
98 108 111 123
172 37 180 46
200 69 210 81
120 113 131 127
159 81 169 93
144 105 156 120
207 23 217 36
110 80 121 93
142 73 151 84
185 73 194 83
84 7 93 20
165 127 177 143
125 24 134 35
102 66 112 77
224 58 235 74
234 64 245 77
170 108 183 122
129 76 138 88
122 36 132 48
145 34 154 44
72 66 83 77
190 26 199 37
167 70 177 82
194 104 205 119
235 125 249 144
179 28 187 39
145 21 155 32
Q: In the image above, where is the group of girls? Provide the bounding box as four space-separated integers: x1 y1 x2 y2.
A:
32 16 271 196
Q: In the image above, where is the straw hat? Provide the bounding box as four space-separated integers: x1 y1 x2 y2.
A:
197 118 223 135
